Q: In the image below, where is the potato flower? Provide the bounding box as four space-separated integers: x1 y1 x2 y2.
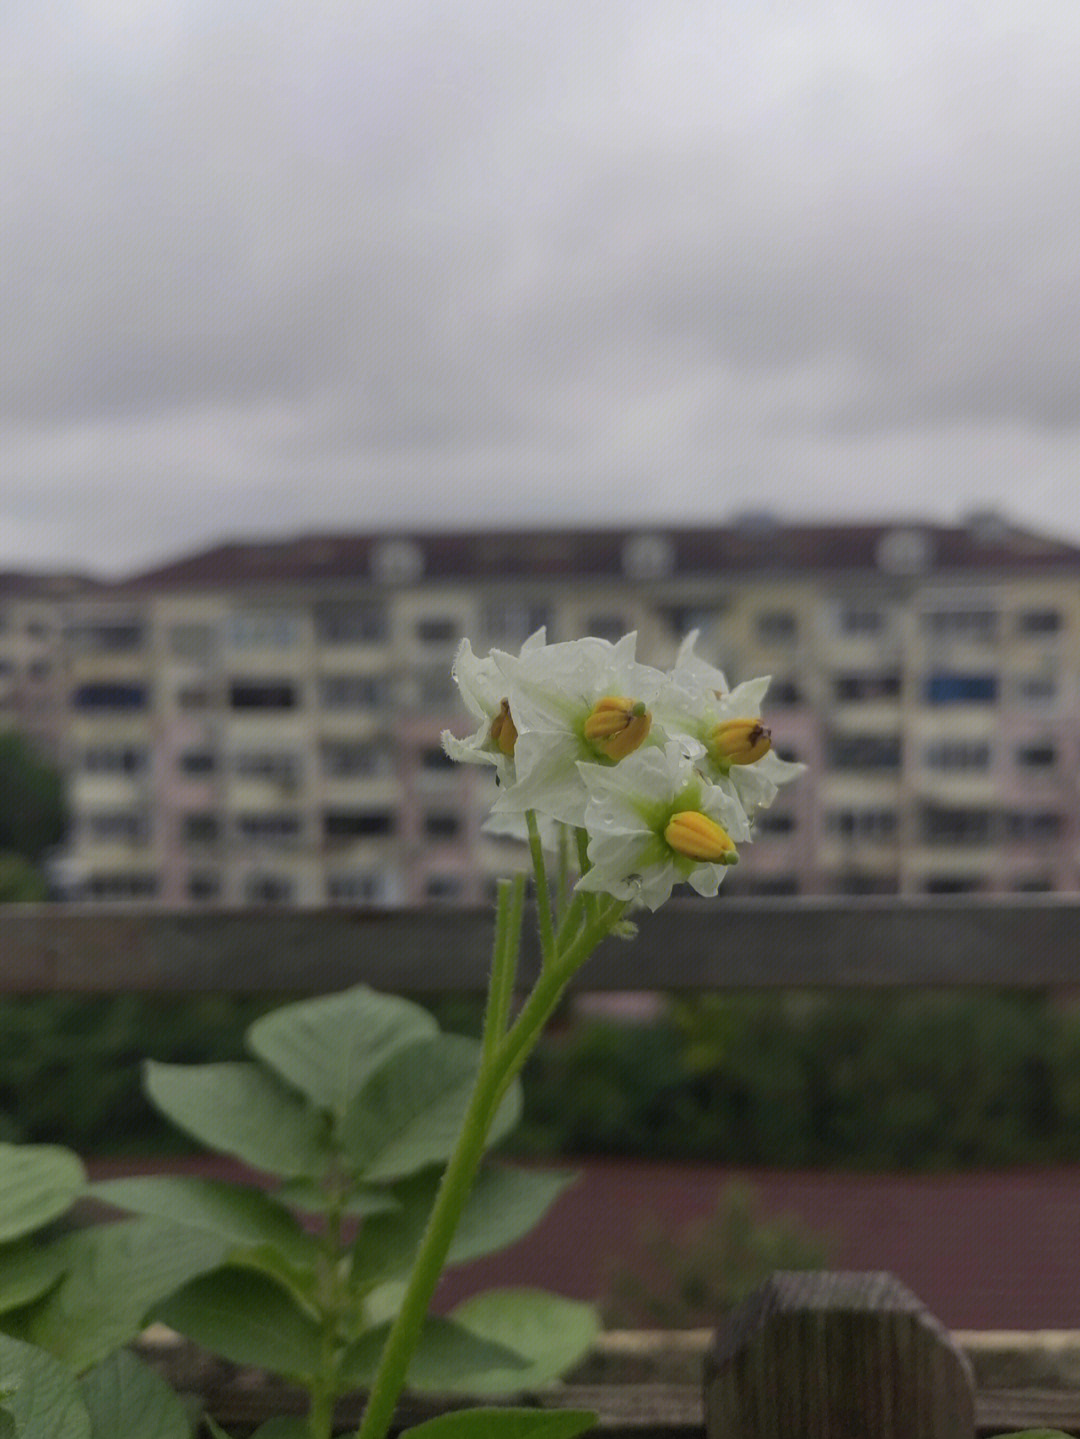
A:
575 742 752 910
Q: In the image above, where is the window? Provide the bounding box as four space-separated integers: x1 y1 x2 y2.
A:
416 617 457 644
755 811 796 836
170 623 214 661
1017 608 1062 635
233 750 302 785
187 872 220 902
416 670 456 709
424 810 461 840
483 600 551 643
85 811 148 843
1005 810 1063 841
757 610 797 642
320 674 386 710
229 680 299 711
924 740 991 771
244 874 293 904
182 813 219 845
826 734 901 771
235 813 302 845
1016 674 1057 704
1016 741 1056 769
82 745 148 776
767 679 802 706
834 872 897 895
320 740 394 779
85 872 158 900
921 876 982 895
1013 874 1055 892
833 673 901 702
314 601 388 645
738 875 800 896
420 746 456 773
324 809 395 839
835 604 884 636
826 808 897 842
327 871 385 903
27 660 50 682
178 749 215 776
425 874 463 901
922 609 998 642
585 614 626 644
920 806 995 846
67 622 145 654
923 673 998 704
227 613 302 649
71 683 148 711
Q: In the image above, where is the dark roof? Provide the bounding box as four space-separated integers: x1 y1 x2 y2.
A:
0 572 102 599
107 517 1080 593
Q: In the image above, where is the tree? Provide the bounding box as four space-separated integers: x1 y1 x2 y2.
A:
0 732 65 862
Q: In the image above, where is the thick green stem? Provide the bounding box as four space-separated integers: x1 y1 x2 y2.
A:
308 1181 347 1439
353 890 627 1439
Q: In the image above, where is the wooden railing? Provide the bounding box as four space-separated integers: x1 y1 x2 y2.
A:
4 895 1080 993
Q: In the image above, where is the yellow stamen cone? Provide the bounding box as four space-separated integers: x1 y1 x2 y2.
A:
710 718 771 767
583 696 652 760
664 810 737 863
488 698 518 757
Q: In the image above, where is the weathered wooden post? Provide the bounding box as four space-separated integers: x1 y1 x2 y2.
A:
704 1271 976 1439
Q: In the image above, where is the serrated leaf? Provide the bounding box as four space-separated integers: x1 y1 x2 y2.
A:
248 987 438 1117
88 1177 318 1269
402 1409 598 1439
24 1219 232 1372
340 1036 521 1184
447 1291 599 1395
0 1332 90 1438
350 1165 573 1295
0 1239 69 1316
0 1145 85 1244
153 1268 322 1383
340 1317 529 1393
144 1063 328 1178
78 1349 191 1439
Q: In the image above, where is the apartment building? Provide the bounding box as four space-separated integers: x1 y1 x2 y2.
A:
8 515 1080 903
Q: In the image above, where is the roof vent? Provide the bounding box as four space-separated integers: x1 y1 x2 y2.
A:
371 538 424 585
876 528 933 576
622 532 674 579
964 508 1011 545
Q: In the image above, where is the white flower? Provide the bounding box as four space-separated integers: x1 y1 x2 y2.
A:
575 743 752 911
489 633 681 828
655 633 804 815
440 628 547 780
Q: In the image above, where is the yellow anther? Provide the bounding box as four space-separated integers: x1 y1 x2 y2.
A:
710 718 771 767
664 810 737 863
583 696 652 760
488 698 518 757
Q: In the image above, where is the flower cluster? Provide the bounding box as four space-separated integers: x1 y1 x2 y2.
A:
441 629 803 911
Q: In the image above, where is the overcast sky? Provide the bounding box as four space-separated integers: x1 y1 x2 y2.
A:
3 0 1080 576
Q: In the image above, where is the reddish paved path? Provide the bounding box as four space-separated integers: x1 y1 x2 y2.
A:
87 1157 1080 1331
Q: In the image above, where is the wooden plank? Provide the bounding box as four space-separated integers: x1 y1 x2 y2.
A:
704 1271 976 1439
5 897 1080 992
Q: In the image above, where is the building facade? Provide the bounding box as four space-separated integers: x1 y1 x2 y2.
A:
6 517 1080 904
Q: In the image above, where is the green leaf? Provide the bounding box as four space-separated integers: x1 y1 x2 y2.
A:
0 1412 14 1439
402 1410 598 1439
247 986 438 1117
447 1290 599 1395
87 1177 318 1269
202 1421 233 1439
24 1219 233 1372
0 1239 69 1316
0 1331 90 1438
144 1062 328 1178
340 1036 521 1183
350 1165 573 1294
0 1144 85 1244
78 1349 191 1439
247 1422 311 1439
340 1317 529 1393
153 1268 322 1383
275 1177 399 1219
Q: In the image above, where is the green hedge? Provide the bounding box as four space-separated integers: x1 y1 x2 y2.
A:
2 990 1079 1169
